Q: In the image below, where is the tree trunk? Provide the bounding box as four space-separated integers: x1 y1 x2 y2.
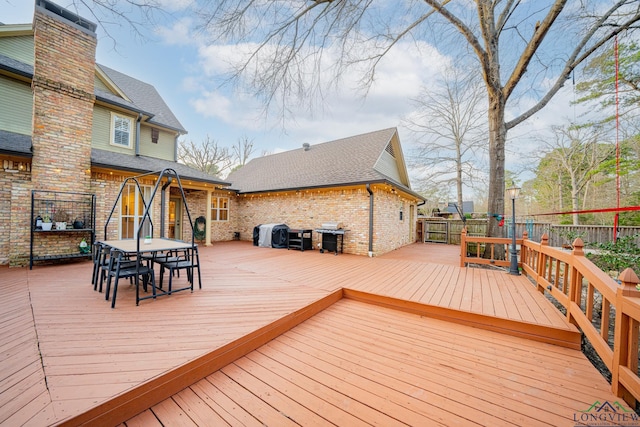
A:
486 88 506 240
571 175 580 225
456 140 463 211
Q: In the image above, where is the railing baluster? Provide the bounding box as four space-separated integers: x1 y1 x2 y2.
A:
601 299 611 342
586 283 594 322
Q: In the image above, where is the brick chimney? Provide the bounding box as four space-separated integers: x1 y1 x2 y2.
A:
31 0 97 192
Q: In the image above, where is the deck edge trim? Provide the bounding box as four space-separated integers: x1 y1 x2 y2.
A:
342 288 582 350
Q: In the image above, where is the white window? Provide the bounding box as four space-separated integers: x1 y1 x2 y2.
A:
211 197 229 222
111 113 133 148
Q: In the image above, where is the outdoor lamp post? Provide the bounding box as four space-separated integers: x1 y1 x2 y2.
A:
506 184 521 275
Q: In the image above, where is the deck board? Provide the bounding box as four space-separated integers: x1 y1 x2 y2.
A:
0 242 616 426
0 268 52 427
132 299 623 426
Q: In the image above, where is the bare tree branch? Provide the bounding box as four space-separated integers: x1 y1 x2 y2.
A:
405 65 488 207
177 135 232 177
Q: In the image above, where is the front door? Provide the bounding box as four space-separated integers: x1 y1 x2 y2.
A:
169 198 182 240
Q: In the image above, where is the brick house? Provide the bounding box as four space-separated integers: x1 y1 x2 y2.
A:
227 128 424 256
0 0 423 266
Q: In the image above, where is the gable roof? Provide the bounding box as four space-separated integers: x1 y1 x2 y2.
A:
97 65 186 133
227 128 422 199
0 47 185 134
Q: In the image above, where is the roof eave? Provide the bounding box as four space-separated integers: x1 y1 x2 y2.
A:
94 94 153 117
0 62 32 80
233 179 425 201
148 120 187 135
90 162 230 187
0 148 32 158
0 24 33 36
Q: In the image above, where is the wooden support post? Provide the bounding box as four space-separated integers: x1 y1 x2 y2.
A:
521 231 528 270
460 227 467 268
566 238 585 327
612 268 640 407
537 233 548 281
571 237 584 257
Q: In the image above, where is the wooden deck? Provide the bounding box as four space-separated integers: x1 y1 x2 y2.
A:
0 242 629 426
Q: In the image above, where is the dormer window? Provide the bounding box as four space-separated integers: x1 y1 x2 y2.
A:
151 128 159 144
110 113 133 148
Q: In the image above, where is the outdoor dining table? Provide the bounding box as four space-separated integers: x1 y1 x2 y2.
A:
99 238 200 305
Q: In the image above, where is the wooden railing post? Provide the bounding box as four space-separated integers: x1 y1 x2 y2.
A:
460 227 467 268
570 239 585 301
612 268 640 407
571 237 584 257
521 231 528 269
536 233 549 293
565 238 585 326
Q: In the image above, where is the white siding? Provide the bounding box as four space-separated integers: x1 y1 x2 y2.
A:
374 151 402 182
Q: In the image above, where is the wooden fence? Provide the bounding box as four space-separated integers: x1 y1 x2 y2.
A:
417 218 640 247
460 229 640 408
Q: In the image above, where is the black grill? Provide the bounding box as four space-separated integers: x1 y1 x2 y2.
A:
322 233 338 253
315 228 347 255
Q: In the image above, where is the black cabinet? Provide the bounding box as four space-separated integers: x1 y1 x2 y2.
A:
30 190 96 268
287 229 313 251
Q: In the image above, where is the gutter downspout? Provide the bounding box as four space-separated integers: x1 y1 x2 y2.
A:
174 135 179 162
366 184 374 257
135 113 142 156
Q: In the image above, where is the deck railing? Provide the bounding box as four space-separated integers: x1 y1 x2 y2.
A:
460 228 640 407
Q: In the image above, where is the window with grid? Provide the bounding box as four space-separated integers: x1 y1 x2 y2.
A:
111 113 132 148
211 197 229 221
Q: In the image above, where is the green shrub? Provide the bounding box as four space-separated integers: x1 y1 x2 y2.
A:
586 234 640 277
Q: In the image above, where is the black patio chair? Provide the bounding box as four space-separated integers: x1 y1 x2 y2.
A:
158 246 201 294
93 242 138 293
104 249 156 308
91 241 106 289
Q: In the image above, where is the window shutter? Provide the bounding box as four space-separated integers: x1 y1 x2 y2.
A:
113 116 131 147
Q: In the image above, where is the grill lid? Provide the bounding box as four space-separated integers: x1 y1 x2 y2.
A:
321 222 341 230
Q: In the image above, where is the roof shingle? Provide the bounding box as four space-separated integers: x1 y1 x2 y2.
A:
98 65 186 133
227 128 418 197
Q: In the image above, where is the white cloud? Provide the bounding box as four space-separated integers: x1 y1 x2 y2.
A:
190 91 233 121
155 17 196 46
156 0 195 12
185 38 448 149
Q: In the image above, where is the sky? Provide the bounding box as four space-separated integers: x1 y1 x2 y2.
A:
2 0 593 197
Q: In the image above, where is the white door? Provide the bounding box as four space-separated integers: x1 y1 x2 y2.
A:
120 184 152 239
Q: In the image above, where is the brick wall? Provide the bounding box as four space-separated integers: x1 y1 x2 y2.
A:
372 189 415 254
7 6 99 266
234 185 417 256
5 176 32 266
171 189 238 243
31 7 96 193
